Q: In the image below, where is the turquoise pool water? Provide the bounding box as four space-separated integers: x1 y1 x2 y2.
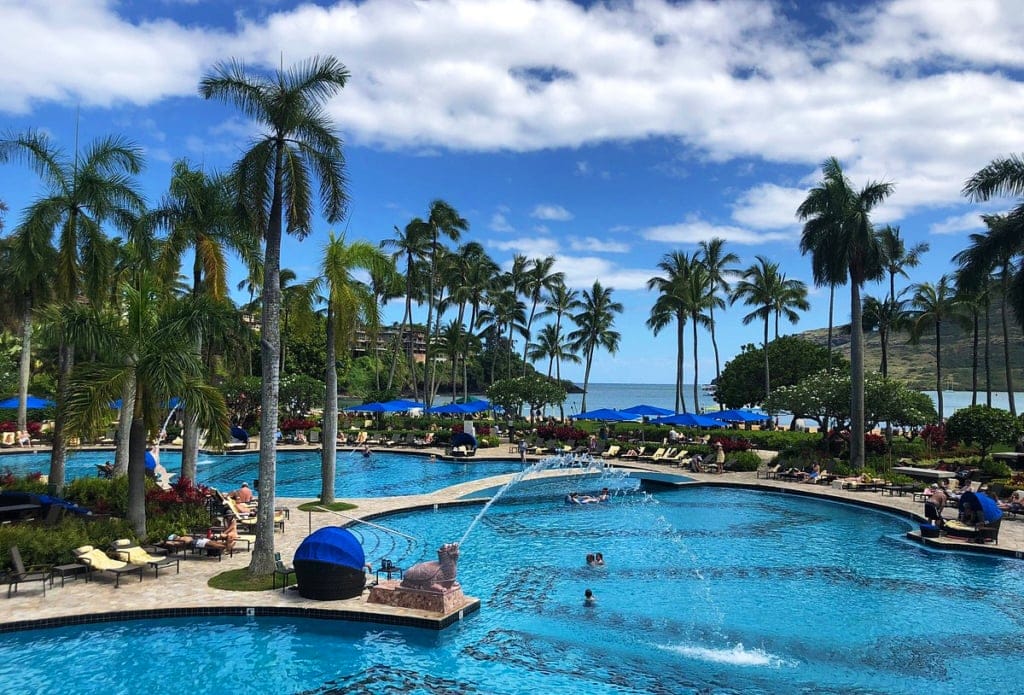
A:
0 449 524 498
3 487 1023 694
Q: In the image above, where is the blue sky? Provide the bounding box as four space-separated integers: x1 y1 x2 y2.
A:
2 0 1024 385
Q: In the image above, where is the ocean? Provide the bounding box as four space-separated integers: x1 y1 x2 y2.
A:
537 383 1023 421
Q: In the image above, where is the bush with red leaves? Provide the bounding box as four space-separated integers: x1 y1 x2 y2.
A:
281 418 317 432
709 436 752 452
535 424 588 442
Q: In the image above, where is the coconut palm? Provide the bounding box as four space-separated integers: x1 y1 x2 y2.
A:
1 128 145 493
477 286 527 380
953 215 1020 414
421 200 468 407
798 156 893 468
382 219 430 398
42 274 229 536
909 275 960 421
520 256 564 375
305 232 392 504
647 251 691 413
698 238 739 399
200 55 349 575
153 160 259 482
770 272 809 340
862 294 907 378
730 256 793 403
568 281 623 413
877 225 929 305
681 261 717 411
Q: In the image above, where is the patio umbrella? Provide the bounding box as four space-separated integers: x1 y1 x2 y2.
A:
0 394 54 409
426 402 474 415
574 408 639 422
621 404 674 417
381 399 426 412
344 402 389 413
459 399 491 414
958 491 1003 524
711 408 771 423
651 412 723 428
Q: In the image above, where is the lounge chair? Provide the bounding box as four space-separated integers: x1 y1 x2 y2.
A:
73 545 144 587
757 464 781 479
109 539 180 577
669 449 689 466
0 432 15 448
7 546 50 597
600 445 621 459
640 447 666 461
273 552 295 591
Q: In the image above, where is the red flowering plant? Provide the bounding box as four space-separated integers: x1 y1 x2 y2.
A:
864 433 888 455
281 418 317 433
710 436 752 452
921 423 948 452
535 424 588 442
145 477 213 515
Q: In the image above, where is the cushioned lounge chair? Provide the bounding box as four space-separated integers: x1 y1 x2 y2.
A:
7 545 50 597
109 539 180 577
600 445 620 459
73 546 144 587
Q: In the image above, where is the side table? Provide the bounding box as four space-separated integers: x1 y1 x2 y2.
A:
51 563 88 588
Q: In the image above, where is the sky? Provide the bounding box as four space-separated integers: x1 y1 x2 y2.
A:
2 0 1024 386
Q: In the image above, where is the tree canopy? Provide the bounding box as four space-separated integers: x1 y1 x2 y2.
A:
715 336 840 409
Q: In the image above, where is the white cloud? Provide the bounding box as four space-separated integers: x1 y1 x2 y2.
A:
530 204 573 221
642 214 795 246
929 210 986 235
731 184 808 230
3 0 1024 223
492 236 560 259
569 236 629 253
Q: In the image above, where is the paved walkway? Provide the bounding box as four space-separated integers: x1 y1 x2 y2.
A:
3 449 1021 632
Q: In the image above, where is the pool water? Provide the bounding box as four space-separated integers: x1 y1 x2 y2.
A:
3 487 1023 694
0 449 524 498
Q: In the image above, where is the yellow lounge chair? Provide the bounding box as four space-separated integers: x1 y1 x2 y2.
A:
0 432 15 448
641 447 666 461
73 545 144 587
600 445 621 459
109 539 180 577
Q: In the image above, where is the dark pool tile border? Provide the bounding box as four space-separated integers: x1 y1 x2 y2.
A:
0 598 481 635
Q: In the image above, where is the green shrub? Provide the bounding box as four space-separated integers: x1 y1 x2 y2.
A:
477 435 500 449
0 516 135 571
725 451 762 472
65 476 129 516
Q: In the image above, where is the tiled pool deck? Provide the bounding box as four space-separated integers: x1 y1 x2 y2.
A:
2 446 1021 633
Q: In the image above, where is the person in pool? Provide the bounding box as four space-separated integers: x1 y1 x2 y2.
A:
584 588 596 607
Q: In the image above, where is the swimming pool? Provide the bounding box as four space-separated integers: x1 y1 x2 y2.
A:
0 449 524 498
3 486 1022 693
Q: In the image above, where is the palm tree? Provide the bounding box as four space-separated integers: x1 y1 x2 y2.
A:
446 242 497 402
200 55 349 575
698 238 739 396
382 220 430 398
862 294 907 377
798 156 893 468
569 281 623 413
306 232 392 504
0 220 55 434
909 275 960 421
477 286 527 379
731 256 786 404
422 200 468 407
681 261 716 411
647 251 692 413
153 159 258 483
770 271 809 340
539 279 579 419
1 128 145 494
953 215 1021 414
520 256 563 375
877 225 929 305
43 274 229 536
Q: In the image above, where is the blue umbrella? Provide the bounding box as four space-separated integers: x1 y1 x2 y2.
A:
652 412 724 428
711 408 771 423
381 399 426 412
959 491 1003 523
460 399 491 414
344 402 388 413
426 402 473 415
0 394 54 409
574 408 639 422
144 451 157 471
230 426 249 444
621 404 674 417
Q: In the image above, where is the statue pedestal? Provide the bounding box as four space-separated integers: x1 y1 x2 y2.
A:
367 580 468 614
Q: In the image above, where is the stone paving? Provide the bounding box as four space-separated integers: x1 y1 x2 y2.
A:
3 446 1022 630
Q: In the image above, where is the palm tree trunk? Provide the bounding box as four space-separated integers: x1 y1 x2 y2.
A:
709 304 722 409
850 282 865 469
971 309 979 406
113 375 135 476
180 332 202 483
827 285 835 368
880 326 889 377
985 293 992 407
676 322 685 413
1001 274 1016 415
935 322 944 421
17 305 32 433
762 317 770 403
127 408 148 537
251 149 284 577
321 301 338 504
580 346 594 413
48 342 73 496
692 318 700 414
